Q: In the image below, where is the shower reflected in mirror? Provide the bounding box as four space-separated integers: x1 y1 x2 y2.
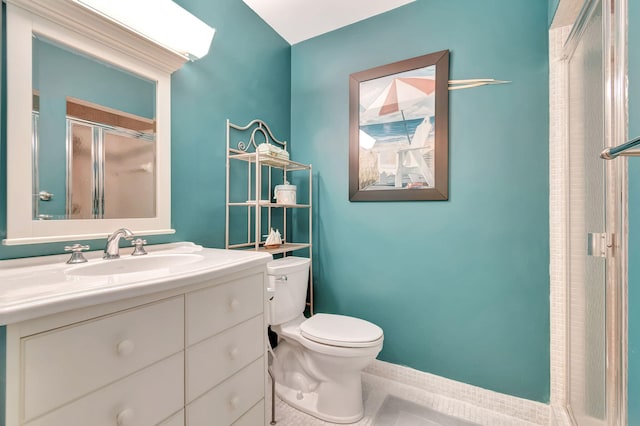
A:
32 35 157 221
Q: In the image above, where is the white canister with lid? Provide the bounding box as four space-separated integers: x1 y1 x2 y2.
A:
274 182 296 205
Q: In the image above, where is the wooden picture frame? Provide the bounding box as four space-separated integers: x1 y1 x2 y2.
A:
349 50 449 201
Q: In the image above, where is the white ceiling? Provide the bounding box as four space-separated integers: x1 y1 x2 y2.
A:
242 0 416 45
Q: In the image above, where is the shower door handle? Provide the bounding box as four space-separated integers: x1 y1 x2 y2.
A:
38 191 54 201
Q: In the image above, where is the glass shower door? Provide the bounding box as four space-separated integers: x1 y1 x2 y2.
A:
566 1 607 424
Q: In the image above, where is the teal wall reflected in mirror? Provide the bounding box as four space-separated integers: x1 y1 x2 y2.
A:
32 36 155 220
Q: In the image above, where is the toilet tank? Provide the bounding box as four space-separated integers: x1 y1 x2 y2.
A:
266 256 310 325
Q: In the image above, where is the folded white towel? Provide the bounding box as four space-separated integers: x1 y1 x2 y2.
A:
257 143 289 160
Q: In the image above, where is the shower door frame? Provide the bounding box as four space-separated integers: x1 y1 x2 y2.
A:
562 0 628 424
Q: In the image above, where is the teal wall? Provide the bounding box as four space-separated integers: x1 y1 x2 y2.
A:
0 0 291 259
548 0 560 26
170 0 291 248
628 0 639 423
290 0 550 402
33 37 156 119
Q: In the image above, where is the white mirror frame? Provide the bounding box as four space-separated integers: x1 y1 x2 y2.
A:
4 3 175 245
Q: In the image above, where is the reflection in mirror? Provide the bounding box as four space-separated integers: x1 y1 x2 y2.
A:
66 103 156 220
31 35 157 221
5 2 174 245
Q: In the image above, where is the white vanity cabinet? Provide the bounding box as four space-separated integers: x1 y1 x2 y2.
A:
3 262 269 426
185 274 266 424
22 296 185 423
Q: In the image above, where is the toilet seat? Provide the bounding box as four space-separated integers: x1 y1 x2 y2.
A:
300 313 383 348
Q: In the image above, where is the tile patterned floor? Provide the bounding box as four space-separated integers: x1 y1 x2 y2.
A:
267 373 543 426
371 395 480 426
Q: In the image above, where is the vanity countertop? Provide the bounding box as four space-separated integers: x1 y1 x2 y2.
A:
0 242 272 325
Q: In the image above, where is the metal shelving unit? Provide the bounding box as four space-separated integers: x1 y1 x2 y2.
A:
225 119 313 314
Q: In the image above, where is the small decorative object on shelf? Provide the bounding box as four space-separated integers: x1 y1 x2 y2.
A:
274 181 296 205
264 228 282 249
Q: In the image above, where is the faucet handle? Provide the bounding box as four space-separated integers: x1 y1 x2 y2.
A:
131 238 148 256
64 244 90 264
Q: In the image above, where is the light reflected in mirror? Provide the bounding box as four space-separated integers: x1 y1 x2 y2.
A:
32 35 157 221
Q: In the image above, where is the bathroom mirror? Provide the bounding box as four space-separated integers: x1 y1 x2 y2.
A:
32 36 157 221
5 4 174 244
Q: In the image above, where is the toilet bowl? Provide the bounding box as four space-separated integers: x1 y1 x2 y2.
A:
267 257 384 424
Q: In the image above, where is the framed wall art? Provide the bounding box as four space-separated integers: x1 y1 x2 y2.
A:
349 50 449 201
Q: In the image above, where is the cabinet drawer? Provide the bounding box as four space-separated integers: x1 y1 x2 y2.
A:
26 352 184 426
186 274 263 345
187 315 264 402
232 400 265 426
186 357 264 426
22 296 184 421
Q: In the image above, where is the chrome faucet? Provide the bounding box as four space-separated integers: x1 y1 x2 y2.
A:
103 228 134 259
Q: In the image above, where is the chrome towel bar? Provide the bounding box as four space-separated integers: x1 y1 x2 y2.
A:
601 136 640 159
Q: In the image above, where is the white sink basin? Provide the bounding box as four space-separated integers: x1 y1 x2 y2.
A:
0 242 273 325
66 254 204 277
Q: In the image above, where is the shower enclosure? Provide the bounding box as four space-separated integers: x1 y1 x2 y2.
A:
563 0 627 424
66 118 156 220
31 103 156 221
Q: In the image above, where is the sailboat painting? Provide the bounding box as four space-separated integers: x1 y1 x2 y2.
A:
349 51 449 201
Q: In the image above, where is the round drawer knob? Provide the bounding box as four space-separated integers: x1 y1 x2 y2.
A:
229 347 239 359
229 395 240 409
229 298 240 310
117 340 135 357
116 408 135 425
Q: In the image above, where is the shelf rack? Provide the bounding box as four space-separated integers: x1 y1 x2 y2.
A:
225 119 313 314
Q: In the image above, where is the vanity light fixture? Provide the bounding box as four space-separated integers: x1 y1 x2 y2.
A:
73 0 215 60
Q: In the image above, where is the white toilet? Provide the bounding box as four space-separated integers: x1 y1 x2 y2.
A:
266 256 384 424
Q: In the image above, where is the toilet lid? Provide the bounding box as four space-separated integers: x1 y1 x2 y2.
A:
300 313 383 348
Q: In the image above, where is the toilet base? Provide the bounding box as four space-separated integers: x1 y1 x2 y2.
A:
275 382 364 424
271 337 370 424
